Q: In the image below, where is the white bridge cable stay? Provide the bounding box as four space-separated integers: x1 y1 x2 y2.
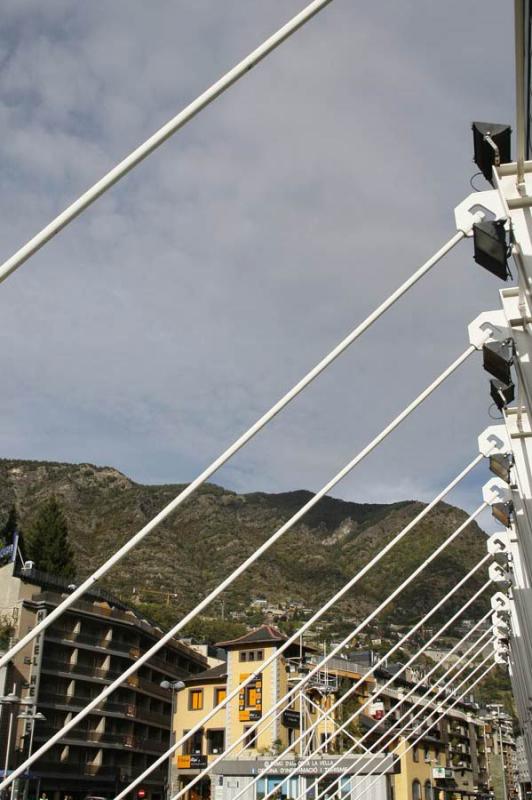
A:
290 640 496 800
206 581 491 776
349 655 497 800
233 593 493 767
222 560 491 800
306 625 495 800
0 234 472 674
115 509 488 800
311 635 495 800
223 584 493 765
110 462 487 800
1 445 486 794
0 0 339 283
128 508 489 800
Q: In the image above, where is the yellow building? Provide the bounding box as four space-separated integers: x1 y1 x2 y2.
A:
172 627 394 800
171 628 491 800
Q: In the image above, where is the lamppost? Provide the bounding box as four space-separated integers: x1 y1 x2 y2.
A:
1 691 19 784
160 680 185 800
17 709 46 800
0 692 32 800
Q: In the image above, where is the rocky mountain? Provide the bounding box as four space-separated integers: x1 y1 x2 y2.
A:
0 458 490 632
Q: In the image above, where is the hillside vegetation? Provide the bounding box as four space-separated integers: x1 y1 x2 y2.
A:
0 458 490 629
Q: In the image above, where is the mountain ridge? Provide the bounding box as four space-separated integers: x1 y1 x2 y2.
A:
0 457 489 630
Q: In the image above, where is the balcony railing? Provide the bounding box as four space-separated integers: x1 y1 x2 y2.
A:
138 707 170 727
38 761 118 778
43 640 186 687
41 658 120 681
36 726 167 754
47 627 141 657
37 693 170 727
128 675 172 700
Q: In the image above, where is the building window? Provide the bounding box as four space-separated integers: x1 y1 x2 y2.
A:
244 726 257 749
245 685 257 708
339 777 351 800
189 689 204 711
214 687 226 705
207 729 225 755
413 745 419 763
412 780 421 800
257 777 298 800
424 746 431 762
239 650 264 662
424 781 432 800
183 730 203 755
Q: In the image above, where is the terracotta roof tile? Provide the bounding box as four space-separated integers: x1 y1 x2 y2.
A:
215 624 287 648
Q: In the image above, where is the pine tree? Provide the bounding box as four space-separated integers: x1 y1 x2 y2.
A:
0 506 17 547
26 497 75 578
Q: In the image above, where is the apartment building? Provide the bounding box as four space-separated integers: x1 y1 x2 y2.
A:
369 664 490 800
0 556 208 800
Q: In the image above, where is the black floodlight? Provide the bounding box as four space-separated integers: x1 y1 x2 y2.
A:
483 339 515 384
489 453 514 484
492 500 514 528
473 220 510 281
472 121 512 182
490 378 515 410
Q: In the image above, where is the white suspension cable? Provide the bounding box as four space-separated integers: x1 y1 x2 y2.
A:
304 694 372 754
0 354 479 794
0 248 472 674
344 639 493 800
171 551 490 800
231 589 493 764
350 656 496 800
308 627 495 800
112 456 483 800
0 0 339 283
403 655 495 753
245 562 491 800
115 503 487 800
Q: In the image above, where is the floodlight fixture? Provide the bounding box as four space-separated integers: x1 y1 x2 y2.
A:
483 339 515 384
492 501 514 528
490 379 515 411
489 453 514 484
472 121 512 182
473 221 510 281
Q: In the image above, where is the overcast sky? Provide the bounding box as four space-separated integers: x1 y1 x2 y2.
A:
0 1 515 530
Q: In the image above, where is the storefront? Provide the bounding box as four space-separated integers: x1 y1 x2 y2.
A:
211 754 396 800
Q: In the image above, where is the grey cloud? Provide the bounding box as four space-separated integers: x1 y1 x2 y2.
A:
0 0 514 535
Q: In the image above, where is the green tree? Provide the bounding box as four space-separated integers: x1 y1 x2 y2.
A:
26 497 75 578
0 506 18 546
